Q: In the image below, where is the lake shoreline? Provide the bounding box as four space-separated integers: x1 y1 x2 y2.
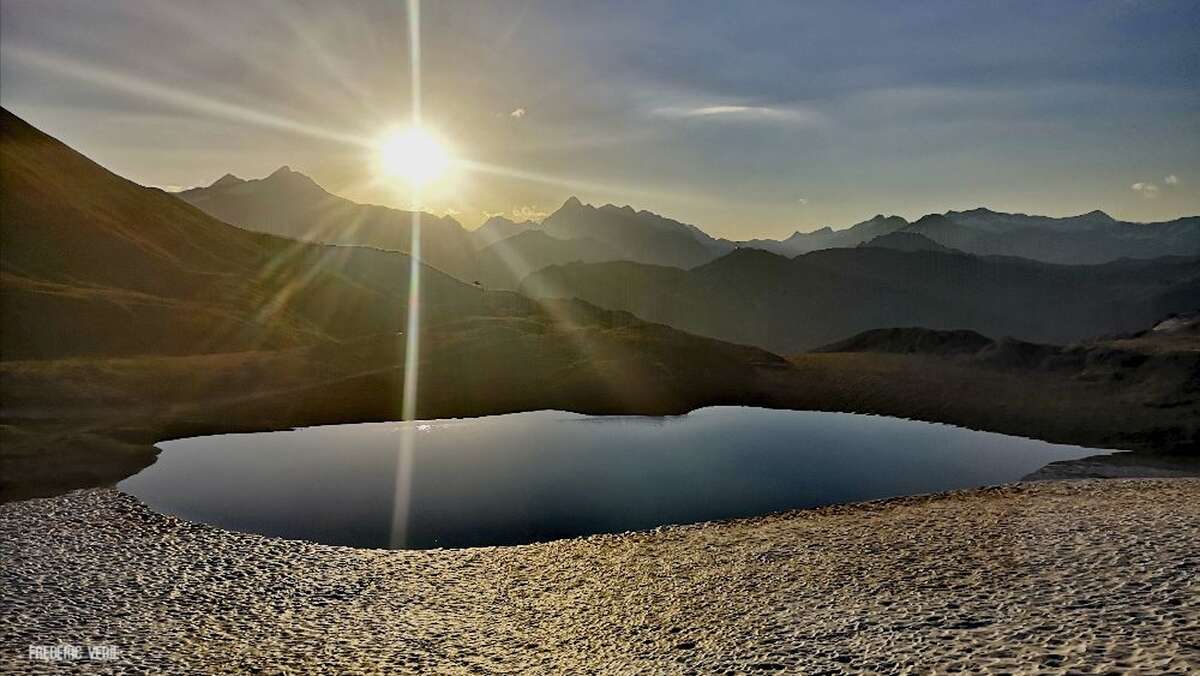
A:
120 407 1117 549
3 479 1198 672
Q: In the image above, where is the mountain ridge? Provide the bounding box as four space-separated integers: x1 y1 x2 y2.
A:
741 208 1197 264
522 245 1200 354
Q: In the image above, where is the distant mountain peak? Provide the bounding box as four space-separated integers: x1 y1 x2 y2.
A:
209 173 244 189
1080 209 1115 222
858 214 907 228
913 213 952 226
562 195 584 209
261 165 323 192
861 231 958 254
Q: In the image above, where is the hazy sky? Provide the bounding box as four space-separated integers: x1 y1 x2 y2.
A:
2 0 1198 238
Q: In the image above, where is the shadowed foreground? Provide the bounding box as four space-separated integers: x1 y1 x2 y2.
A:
3 480 1198 673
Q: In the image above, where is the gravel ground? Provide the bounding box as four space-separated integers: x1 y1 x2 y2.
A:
2 479 1199 673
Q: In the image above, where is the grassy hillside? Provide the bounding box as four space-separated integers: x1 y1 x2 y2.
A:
790 325 1200 455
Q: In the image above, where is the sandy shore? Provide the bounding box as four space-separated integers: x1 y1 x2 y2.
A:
2 480 1198 673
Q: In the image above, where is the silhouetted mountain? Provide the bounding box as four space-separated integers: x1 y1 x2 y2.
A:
179 175 739 283
470 215 539 249
741 208 1199 264
209 173 245 189
739 215 909 256
522 246 1200 354
475 230 621 289
860 231 958 253
540 197 734 268
912 209 1200 264
943 207 1117 233
178 167 478 280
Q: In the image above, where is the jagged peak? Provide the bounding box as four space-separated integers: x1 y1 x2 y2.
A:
913 212 952 224
261 165 323 191
209 173 244 189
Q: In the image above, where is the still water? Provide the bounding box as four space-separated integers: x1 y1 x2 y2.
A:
119 407 1106 549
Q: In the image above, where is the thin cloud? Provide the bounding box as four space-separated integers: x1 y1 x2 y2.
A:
510 107 527 118
511 205 549 222
1164 174 1179 185
797 198 809 205
1131 182 1160 198
481 206 548 223
652 103 826 126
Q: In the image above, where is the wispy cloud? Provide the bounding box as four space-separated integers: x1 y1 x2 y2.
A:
512 205 549 222
796 197 809 205
1164 174 1179 185
1131 182 1160 198
481 205 550 223
510 107 526 118
652 103 826 126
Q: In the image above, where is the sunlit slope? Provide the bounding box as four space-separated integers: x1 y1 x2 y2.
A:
523 247 1200 354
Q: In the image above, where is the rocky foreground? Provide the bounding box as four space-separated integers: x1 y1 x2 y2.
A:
2 480 1198 673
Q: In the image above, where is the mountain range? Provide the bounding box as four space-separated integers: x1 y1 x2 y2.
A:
180 165 1198 288
177 167 479 281
741 209 1198 265
173 163 1199 357
522 247 1200 354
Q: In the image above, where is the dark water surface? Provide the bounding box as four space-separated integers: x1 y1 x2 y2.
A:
119 407 1107 549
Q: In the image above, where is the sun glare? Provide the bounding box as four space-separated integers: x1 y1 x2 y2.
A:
376 126 453 187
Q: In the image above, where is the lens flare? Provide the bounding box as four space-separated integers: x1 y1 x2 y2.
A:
376 126 452 187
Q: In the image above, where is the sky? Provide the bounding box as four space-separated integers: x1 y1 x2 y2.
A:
1 0 1198 239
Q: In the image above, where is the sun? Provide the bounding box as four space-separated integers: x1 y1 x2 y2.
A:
376 126 453 187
